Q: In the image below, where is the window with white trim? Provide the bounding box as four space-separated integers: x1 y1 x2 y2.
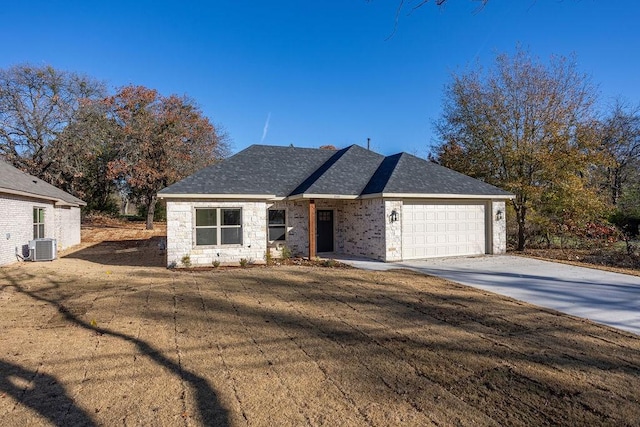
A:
33 207 45 239
268 209 286 242
195 208 242 246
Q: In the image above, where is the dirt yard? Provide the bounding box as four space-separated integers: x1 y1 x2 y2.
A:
1 221 640 426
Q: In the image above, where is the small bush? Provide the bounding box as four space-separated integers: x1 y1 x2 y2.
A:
265 250 274 266
212 260 220 268
280 245 292 261
239 258 249 268
181 254 192 268
322 259 337 268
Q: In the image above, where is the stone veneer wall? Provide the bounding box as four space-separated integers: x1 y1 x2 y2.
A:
491 200 507 254
165 199 268 267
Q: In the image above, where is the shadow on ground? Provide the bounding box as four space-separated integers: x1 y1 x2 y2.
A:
0 359 96 426
3 230 640 426
63 236 166 267
0 271 229 427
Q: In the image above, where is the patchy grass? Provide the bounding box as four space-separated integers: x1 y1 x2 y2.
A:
1 224 639 426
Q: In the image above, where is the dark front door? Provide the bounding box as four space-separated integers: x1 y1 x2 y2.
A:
316 210 334 252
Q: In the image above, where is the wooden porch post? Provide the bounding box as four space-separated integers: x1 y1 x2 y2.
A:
308 199 316 259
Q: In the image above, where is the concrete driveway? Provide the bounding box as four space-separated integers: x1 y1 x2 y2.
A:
339 255 640 336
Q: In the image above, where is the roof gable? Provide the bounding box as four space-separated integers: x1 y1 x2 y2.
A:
0 161 85 206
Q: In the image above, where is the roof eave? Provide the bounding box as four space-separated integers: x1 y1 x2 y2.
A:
287 193 360 200
360 192 515 200
158 193 278 200
0 187 85 207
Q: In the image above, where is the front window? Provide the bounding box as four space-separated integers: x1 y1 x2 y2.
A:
268 209 286 242
195 208 242 246
33 207 45 239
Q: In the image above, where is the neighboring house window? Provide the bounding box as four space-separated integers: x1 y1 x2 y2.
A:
33 207 45 239
195 208 242 246
268 209 286 242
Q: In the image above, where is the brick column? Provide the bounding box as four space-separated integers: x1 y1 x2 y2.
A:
308 199 316 259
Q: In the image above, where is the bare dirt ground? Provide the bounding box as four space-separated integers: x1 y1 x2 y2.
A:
1 221 640 426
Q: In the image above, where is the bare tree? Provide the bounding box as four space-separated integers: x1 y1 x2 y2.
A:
599 100 640 206
371 0 489 37
0 64 105 178
50 100 121 211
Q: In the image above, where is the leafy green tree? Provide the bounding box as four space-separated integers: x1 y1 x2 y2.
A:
105 86 229 229
432 48 603 250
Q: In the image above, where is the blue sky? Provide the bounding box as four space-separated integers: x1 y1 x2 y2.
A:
2 1 638 157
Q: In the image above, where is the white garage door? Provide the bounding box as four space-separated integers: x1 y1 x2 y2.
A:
402 201 486 259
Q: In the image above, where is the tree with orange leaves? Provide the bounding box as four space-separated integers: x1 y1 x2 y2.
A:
105 86 229 229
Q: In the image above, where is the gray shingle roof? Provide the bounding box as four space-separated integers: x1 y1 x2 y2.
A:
362 152 512 196
159 144 512 198
0 160 86 206
160 145 334 197
291 145 384 196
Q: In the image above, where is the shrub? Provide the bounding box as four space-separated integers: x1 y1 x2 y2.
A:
322 259 337 268
181 254 192 268
265 250 274 266
280 245 292 261
239 258 249 268
212 260 220 268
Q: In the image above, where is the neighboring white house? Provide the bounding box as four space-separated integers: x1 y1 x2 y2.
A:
158 144 514 267
0 161 85 266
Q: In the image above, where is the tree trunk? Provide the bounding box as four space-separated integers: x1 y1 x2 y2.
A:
514 201 527 251
146 194 156 230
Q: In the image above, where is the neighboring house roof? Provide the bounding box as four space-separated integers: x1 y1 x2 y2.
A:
0 160 86 207
158 144 513 199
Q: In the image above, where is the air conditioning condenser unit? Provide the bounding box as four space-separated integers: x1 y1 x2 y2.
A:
29 238 57 261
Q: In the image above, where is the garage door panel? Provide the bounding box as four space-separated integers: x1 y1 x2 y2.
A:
402 202 486 259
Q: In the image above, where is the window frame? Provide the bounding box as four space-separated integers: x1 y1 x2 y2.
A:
194 207 243 247
267 209 287 243
33 207 45 239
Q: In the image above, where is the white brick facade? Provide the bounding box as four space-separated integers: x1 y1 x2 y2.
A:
54 205 82 251
267 200 308 257
0 194 82 266
337 199 386 260
165 197 509 267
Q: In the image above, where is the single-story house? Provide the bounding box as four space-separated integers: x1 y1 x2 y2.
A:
0 160 85 266
158 144 513 267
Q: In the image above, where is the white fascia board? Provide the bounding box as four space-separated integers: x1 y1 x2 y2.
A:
286 193 359 200
158 193 277 200
55 201 85 207
0 187 82 206
360 192 515 200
